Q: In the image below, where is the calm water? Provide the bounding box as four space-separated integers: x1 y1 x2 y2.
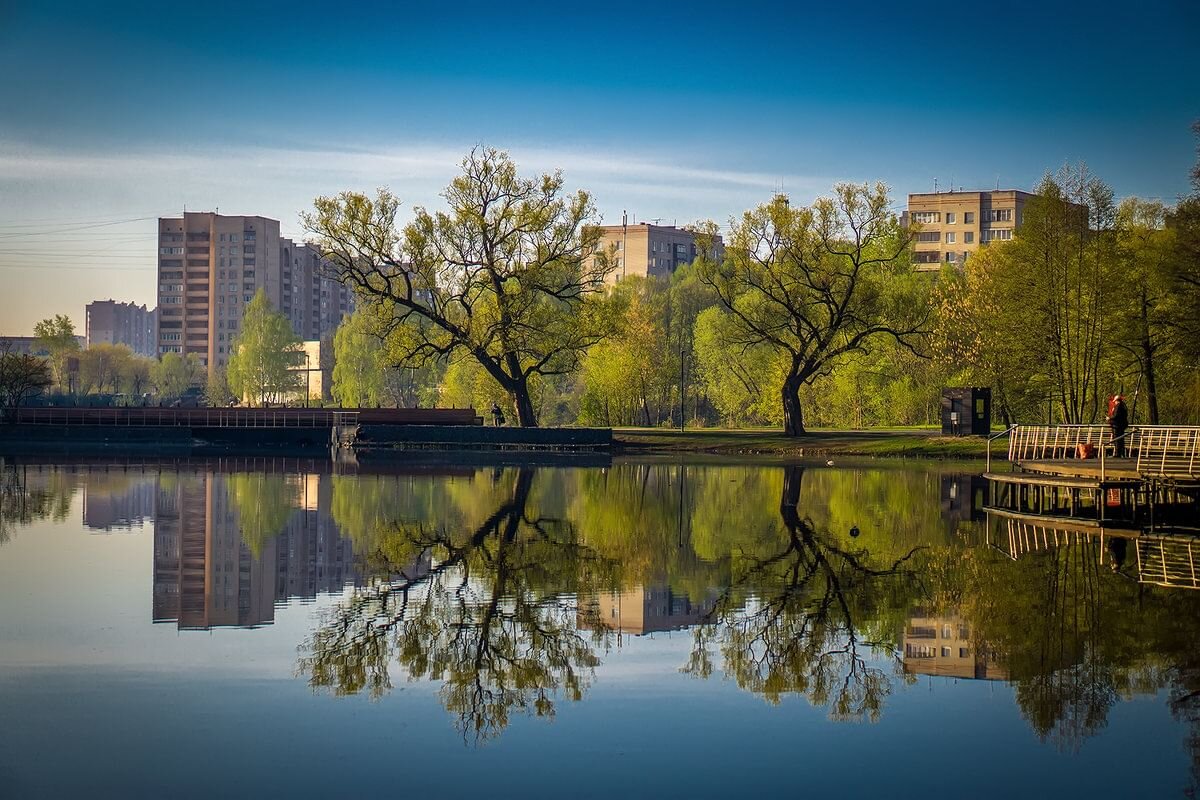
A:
1 456 1197 799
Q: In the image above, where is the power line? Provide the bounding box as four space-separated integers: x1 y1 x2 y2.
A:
0 215 161 240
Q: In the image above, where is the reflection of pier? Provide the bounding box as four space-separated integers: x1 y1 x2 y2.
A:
578 585 715 635
986 512 1200 591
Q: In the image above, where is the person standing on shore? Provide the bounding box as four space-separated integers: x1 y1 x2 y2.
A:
1107 394 1129 457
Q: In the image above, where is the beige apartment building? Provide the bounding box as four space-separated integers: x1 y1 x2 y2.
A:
591 221 723 283
903 189 1036 270
85 299 157 357
157 213 352 374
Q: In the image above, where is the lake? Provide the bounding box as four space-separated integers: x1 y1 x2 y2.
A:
0 455 1197 798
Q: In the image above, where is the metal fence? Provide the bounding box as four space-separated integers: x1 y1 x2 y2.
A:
15 407 359 429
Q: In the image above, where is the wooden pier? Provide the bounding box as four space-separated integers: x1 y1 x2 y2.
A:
983 424 1199 531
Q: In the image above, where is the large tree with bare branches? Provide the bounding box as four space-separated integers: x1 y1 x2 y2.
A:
304 148 616 427
698 185 927 435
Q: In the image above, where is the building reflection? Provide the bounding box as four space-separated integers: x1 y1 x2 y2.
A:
83 471 157 532
901 611 1008 680
579 585 715 635
152 471 359 630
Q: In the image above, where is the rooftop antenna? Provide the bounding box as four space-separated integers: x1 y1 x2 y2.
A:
996 175 1000 191
934 178 939 194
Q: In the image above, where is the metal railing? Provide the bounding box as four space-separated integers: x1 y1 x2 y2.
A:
16 407 359 429
1136 426 1200 479
985 424 1016 472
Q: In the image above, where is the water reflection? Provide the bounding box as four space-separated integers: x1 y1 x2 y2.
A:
2 457 1199 790
152 470 358 629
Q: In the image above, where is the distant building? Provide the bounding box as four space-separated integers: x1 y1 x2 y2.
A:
83 472 157 531
590 221 723 284
903 189 1045 270
0 335 84 356
901 613 1007 680
156 213 353 376
578 585 715 635
85 300 156 356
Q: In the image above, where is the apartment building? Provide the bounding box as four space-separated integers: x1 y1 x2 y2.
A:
156 213 352 374
592 221 723 283
903 189 1037 270
85 300 157 356
278 238 354 342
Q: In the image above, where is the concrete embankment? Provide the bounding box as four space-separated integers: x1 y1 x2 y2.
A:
353 424 612 451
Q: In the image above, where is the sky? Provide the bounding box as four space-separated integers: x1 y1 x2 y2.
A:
1 0 1198 334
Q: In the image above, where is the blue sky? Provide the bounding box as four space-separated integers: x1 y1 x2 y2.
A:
1 0 1198 332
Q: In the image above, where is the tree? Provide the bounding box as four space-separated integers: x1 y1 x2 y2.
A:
123 355 153 400
77 343 133 395
0 343 51 423
1111 199 1176 423
304 147 617 427
331 308 387 407
151 352 201 402
203 365 235 407
33 314 79 390
226 289 303 406
699 186 927 435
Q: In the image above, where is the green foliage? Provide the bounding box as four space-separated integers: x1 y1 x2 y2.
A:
305 147 618 426
151 352 202 401
203 365 234 406
33 314 79 388
698 185 929 435
331 308 387 407
77 343 133 395
226 289 303 406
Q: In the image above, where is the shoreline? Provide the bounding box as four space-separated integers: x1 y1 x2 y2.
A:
612 428 994 459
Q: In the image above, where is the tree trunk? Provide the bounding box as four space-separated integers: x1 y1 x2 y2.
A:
782 376 805 436
510 381 538 428
1140 292 1160 424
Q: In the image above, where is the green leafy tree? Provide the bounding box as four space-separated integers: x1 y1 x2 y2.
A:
204 365 235 407
699 186 927 435
304 147 618 426
151 352 201 402
331 308 387 407
226 289 303 406
77 343 133 395
33 314 79 389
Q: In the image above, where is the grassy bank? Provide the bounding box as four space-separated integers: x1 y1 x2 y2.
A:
613 427 997 459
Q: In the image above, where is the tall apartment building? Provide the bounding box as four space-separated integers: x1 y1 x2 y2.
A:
85 300 157 356
157 213 352 374
278 238 354 341
903 189 1037 270
591 222 724 284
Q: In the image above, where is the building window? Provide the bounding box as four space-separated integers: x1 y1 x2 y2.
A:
941 647 952 657
964 212 975 224
916 231 941 243
985 208 1013 222
964 232 974 244
911 211 940 224
960 648 970 658
981 228 1013 242
946 212 956 224
945 232 956 244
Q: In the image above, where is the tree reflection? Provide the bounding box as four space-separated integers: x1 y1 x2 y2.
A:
0 461 75 544
687 466 923 721
300 468 618 742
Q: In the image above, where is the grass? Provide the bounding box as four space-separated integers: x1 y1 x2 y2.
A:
612 426 999 459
